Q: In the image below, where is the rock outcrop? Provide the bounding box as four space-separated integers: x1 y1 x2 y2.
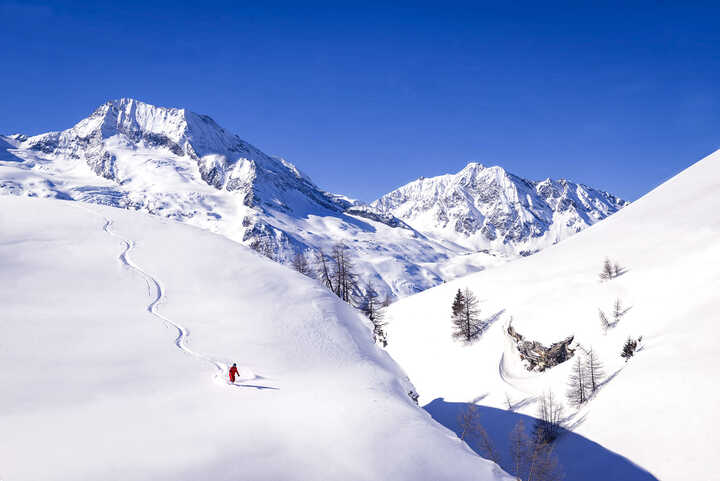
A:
507 323 575 371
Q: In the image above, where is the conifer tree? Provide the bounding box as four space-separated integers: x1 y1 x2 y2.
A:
621 337 638 361
361 287 387 347
451 288 483 343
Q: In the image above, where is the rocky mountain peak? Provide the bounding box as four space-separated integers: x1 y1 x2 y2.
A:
372 162 628 254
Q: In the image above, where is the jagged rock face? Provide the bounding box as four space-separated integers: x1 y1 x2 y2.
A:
372 163 628 255
507 324 575 372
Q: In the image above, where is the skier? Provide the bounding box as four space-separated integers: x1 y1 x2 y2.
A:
228 363 239 383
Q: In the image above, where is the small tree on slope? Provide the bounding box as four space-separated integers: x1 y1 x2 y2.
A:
291 251 312 277
613 297 627 326
360 287 387 347
585 347 605 394
330 243 359 303
599 308 610 334
457 404 500 464
314 250 334 291
621 337 638 361
451 288 483 343
566 355 590 406
599 258 615 281
510 420 562 481
535 391 564 443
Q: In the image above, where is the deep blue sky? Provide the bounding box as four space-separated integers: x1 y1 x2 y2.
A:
2 1 718 201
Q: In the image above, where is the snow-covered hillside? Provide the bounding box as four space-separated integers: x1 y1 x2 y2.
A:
0 196 512 480
0 99 624 298
384 150 720 480
373 162 627 255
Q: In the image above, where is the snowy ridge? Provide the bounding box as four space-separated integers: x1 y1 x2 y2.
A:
373 162 627 255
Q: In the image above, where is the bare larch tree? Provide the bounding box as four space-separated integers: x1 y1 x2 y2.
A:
599 258 615 281
585 346 605 394
599 308 610 334
250 237 275 260
510 420 562 481
457 404 499 465
291 251 312 277
535 391 564 443
330 243 358 303
566 354 590 406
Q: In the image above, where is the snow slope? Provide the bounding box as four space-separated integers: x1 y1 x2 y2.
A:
0 196 511 480
384 150 720 481
373 162 627 256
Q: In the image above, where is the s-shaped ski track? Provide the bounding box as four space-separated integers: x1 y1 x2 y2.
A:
87 211 272 390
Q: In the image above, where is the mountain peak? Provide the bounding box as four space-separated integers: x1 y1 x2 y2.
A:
372 163 627 254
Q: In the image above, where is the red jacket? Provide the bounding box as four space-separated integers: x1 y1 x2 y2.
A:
229 366 239 381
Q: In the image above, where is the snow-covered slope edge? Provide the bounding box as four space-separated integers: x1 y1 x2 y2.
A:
384 150 720 481
0 196 512 480
373 162 627 255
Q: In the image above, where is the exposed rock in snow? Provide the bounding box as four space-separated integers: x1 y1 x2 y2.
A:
507 323 575 371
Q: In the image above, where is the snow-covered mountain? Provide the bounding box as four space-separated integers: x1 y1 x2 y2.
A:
383 150 720 480
0 99 501 297
373 162 627 255
0 195 512 480
0 99 624 297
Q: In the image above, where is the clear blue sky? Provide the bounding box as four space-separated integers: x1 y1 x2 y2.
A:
2 1 718 201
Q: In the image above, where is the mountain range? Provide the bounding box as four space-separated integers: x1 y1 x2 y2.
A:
0 98 627 297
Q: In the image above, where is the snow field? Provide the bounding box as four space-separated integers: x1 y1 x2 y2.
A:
0 196 511 481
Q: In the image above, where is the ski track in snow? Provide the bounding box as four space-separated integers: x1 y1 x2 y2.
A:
82 207 271 390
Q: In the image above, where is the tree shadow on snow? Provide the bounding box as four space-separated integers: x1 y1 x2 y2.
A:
424 398 659 481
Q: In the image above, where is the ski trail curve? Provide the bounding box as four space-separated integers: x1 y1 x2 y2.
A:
101 218 227 377
72 204 272 389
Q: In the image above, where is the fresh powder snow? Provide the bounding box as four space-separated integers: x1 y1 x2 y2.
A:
0 196 513 481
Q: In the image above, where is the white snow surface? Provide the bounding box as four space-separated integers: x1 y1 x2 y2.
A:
0 196 513 481
384 150 720 481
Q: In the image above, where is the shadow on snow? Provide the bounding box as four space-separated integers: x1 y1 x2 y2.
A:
424 398 658 481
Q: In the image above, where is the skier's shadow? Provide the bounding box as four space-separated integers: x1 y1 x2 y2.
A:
233 383 279 391
228 374 279 391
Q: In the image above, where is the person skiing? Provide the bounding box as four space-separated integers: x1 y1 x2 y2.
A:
228 363 239 383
